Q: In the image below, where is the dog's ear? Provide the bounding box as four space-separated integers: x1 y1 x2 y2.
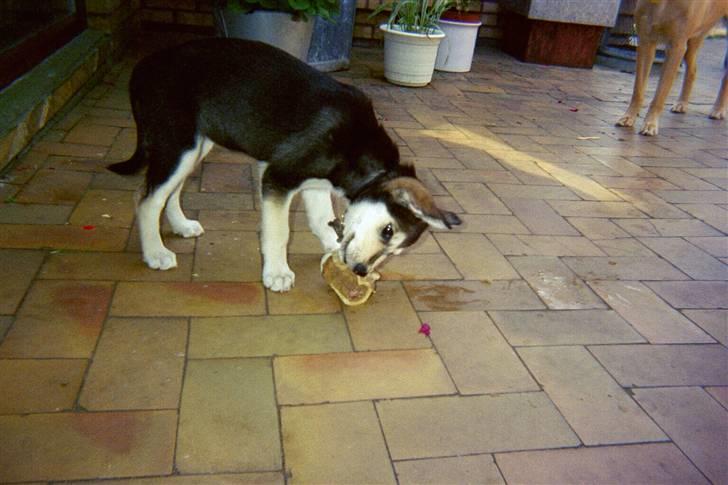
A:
385 177 462 230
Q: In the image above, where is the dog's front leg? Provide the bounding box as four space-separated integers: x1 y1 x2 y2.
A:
261 193 295 292
302 189 340 253
671 37 704 114
617 40 657 128
641 41 688 135
709 70 727 119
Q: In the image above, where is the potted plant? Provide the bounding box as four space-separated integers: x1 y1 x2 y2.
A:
435 0 482 72
370 0 453 87
213 0 339 60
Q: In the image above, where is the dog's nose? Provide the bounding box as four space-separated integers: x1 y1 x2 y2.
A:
352 263 368 277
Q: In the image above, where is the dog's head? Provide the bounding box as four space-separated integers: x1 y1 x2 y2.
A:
340 177 461 276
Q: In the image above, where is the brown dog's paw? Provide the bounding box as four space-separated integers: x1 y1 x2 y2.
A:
709 107 726 120
639 121 659 136
670 102 688 113
616 114 636 127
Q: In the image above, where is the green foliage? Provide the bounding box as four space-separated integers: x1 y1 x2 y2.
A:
219 0 339 21
452 0 479 12
370 0 454 34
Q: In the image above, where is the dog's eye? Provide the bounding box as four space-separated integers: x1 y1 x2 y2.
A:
381 223 394 242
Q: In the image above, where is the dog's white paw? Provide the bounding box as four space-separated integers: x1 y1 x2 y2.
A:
173 220 205 238
616 114 637 127
639 121 659 136
709 107 726 120
263 266 295 292
144 248 178 270
670 102 688 113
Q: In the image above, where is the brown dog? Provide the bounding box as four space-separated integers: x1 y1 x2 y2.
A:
616 0 728 136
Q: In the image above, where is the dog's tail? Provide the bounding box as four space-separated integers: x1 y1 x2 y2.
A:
107 151 146 175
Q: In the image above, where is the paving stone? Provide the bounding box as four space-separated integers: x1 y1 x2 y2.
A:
189 314 351 358
639 237 727 280
654 190 728 204
442 182 510 214
422 311 538 394
683 310 727 345
567 217 631 239
535 164 621 201
89 472 285 484
496 443 707 485
591 238 655 256
0 281 113 358
446 214 529 234
646 167 720 190
563 256 688 280
126 224 197 255
376 393 579 459
396 455 504 485
510 256 605 310
65 123 120 146
590 344 728 387
646 281 728 308
33 140 108 158
0 316 11 341
0 224 129 251
0 203 73 224
0 411 176 482
502 198 579 235
274 349 454 405
518 346 665 445
288 231 326 254
487 183 579 200
193 231 261 281
406 232 441 253
200 163 253 193
686 236 728 258
633 387 727 484
79 318 186 410
676 203 728 233
0 359 86 414
436 233 518 280
111 282 265 317
548 200 646 218
379 253 461 280
405 280 545 311
266 254 341 315
39 251 193 281
612 189 690 218
176 359 281 473
490 309 644 346
616 218 722 237
282 402 395 484
16 169 93 205
69 189 136 228
345 281 429 351
431 168 518 184
706 386 728 409
197 210 260 231
589 281 714 343
488 235 604 256
182 192 255 211
0 249 45 314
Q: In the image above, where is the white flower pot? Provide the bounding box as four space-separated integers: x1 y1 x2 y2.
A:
380 24 446 87
435 19 482 72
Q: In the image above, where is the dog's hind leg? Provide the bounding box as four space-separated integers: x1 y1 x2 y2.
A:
261 192 296 292
618 40 658 128
302 189 340 253
138 137 208 270
640 40 689 135
164 138 214 237
709 69 727 119
671 36 704 114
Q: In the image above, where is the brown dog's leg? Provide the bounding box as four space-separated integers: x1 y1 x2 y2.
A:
617 41 657 128
671 37 704 114
709 70 727 119
640 40 689 136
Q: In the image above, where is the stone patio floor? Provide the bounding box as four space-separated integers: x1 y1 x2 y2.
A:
0 38 727 484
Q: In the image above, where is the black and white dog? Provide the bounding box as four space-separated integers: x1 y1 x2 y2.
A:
109 38 461 292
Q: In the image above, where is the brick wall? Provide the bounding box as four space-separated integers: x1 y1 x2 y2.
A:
132 0 501 42
140 0 215 32
354 0 501 43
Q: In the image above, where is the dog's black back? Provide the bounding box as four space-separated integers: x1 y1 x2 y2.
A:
110 38 405 197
